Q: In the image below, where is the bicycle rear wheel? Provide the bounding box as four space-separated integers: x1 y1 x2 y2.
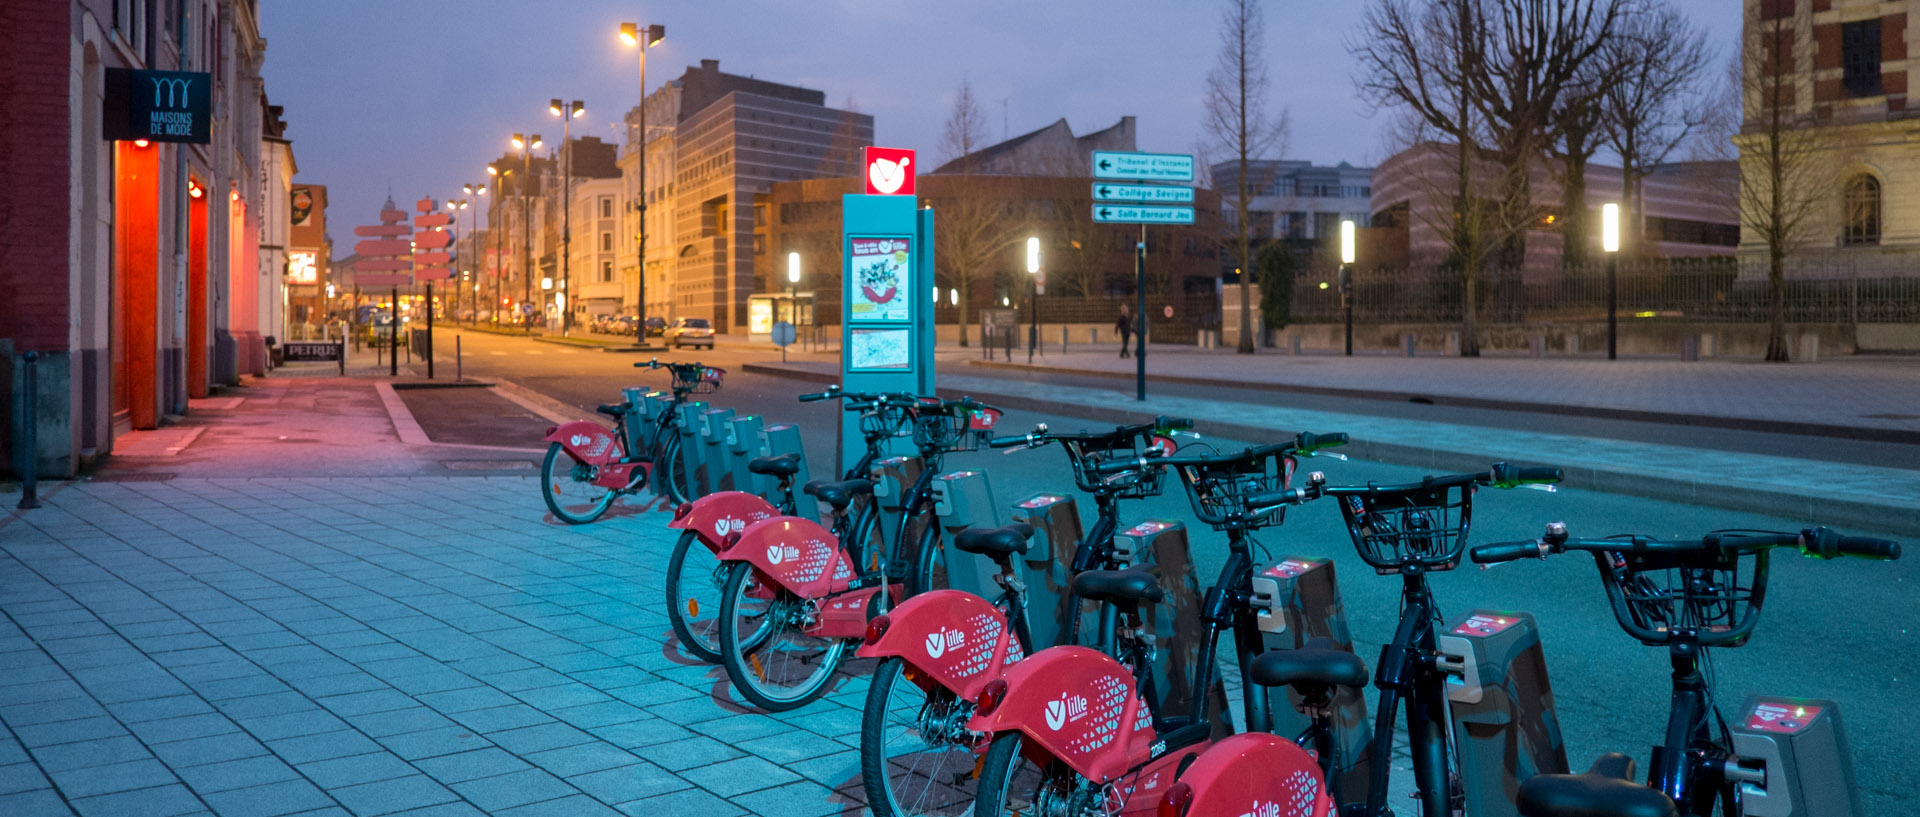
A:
861 658 982 817
665 531 771 662
972 732 1080 817
541 443 615 524
658 436 692 505
717 562 847 711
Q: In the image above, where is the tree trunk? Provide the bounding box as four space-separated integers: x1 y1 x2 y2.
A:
958 277 971 347
1765 250 1789 361
1561 156 1589 268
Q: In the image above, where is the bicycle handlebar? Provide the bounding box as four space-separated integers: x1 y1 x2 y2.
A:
1087 431 1347 476
1469 524 1903 565
988 415 1196 450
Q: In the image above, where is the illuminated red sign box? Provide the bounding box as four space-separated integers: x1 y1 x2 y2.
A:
862 146 915 196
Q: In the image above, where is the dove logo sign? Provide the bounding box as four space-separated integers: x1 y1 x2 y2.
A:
1043 694 1089 731
862 147 916 196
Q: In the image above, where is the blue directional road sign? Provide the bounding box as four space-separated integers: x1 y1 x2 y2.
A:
1092 204 1196 225
1092 182 1195 204
1092 151 1195 182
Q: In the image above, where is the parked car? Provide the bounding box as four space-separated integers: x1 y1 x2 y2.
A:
665 317 714 349
643 316 667 338
610 315 639 336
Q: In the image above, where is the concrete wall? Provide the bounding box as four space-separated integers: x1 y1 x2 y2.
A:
1275 321 1911 357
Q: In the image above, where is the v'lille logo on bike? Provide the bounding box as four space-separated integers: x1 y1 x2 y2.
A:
1044 693 1089 731
569 434 591 447
765 544 801 565
923 628 964 658
1240 800 1283 817
713 517 745 538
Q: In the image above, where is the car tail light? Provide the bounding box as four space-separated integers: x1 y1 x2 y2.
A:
863 614 892 646
1158 782 1194 817
673 503 694 520
974 679 1009 716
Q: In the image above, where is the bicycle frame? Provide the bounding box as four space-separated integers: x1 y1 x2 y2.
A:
1366 568 1457 817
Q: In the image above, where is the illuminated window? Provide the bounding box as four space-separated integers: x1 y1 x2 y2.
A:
1844 175 1881 246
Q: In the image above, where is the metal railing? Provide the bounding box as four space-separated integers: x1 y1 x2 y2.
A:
1288 255 1920 326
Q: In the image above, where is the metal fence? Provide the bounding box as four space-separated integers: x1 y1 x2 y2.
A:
1289 254 1920 326
936 294 1222 343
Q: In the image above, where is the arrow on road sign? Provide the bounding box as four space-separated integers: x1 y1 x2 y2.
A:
414 213 452 228
1092 151 1194 182
354 224 411 237
355 259 412 272
354 239 413 256
413 252 451 266
412 230 451 250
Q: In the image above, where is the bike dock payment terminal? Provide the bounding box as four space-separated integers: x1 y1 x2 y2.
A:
835 153 936 474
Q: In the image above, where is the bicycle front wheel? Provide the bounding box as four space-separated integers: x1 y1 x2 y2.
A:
718 562 846 712
541 443 615 524
861 658 981 817
907 515 948 597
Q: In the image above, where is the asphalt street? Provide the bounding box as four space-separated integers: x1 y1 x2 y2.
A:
429 328 1917 811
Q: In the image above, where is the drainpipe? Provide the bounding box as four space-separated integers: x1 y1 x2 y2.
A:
171 2 192 413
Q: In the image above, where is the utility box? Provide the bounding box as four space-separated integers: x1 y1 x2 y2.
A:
1009 493 1083 649
699 407 737 493
675 400 708 498
1729 695 1859 817
1249 556 1372 812
1436 610 1569 817
761 423 815 521
869 455 925 544
931 469 1000 599
1118 519 1227 736
726 415 769 498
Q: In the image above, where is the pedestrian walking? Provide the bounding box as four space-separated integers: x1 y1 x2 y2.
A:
1115 307 1133 358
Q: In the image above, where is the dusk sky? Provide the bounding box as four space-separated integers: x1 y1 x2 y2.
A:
261 1 1742 257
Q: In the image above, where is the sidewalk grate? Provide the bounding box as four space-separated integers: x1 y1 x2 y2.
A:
87 472 176 482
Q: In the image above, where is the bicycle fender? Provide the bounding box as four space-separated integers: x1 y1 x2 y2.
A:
669 491 780 552
1166 732 1332 817
544 421 621 465
714 516 855 599
964 645 1156 784
856 589 1024 701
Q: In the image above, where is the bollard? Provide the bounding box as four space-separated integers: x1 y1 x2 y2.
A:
1699 333 1717 359
1680 334 1699 362
1529 335 1545 358
1402 333 1417 357
1060 326 1069 355
456 336 463 381
1446 331 1461 357
1797 333 1821 363
1566 333 1582 356
16 351 40 510
1290 334 1303 356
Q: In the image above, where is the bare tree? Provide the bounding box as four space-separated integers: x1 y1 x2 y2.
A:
1736 5 1843 361
1354 0 1622 355
1602 0 1712 256
1204 0 1289 354
1549 67 1605 268
931 80 1022 347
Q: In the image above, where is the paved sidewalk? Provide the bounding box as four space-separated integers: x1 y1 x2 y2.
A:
0 477 871 817
967 347 1920 438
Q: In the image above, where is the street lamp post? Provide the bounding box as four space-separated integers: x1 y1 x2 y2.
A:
462 182 486 319
550 98 585 335
1340 219 1356 357
510 133 544 330
621 23 665 345
1603 202 1620 360
1026 236 1041 364
486 165 505 324
445 198 469 317
785 251 800 363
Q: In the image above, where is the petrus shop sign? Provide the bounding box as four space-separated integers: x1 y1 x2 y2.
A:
104 68 212 144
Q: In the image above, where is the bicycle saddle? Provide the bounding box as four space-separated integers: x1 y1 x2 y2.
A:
596 404 628 417
1517 754 1677 817
1249 637 1368 691
954 524 1034 558
748 453 802 477
804 479 872 510
1071 569 1164 605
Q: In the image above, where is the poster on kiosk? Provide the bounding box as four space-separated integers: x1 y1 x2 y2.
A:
838 147 936 472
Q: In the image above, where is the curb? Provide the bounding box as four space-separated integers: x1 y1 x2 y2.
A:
962 359 1920 446
744 362 1920 536
373 382 431 446
491 378 582 426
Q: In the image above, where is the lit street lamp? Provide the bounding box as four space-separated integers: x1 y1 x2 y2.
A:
462 182 486 317
508 133 544 328
783 251 801 362
1340 219 1355 357
1026 236 1041 364
621 22 666 341
1603 202 1620 361
550 98 585 335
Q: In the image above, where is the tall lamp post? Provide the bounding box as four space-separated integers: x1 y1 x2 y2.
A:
550 98 585 335
784 251 801 362
1339 219 1356 356
485 165 505 324
510 133 544 329
621 23 665 342
1026 236 1040 364
461 182 486 318
1602 202 1620 360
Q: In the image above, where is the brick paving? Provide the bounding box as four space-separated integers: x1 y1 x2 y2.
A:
0 478 869 817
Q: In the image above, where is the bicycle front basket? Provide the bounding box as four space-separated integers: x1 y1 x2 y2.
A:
1335 483 1472 573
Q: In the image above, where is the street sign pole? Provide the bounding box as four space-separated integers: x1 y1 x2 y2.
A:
1136 225 1147 401
426 282 434 379
390 286 398 377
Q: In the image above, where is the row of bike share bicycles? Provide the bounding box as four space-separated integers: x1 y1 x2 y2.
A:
539 362 1901 817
